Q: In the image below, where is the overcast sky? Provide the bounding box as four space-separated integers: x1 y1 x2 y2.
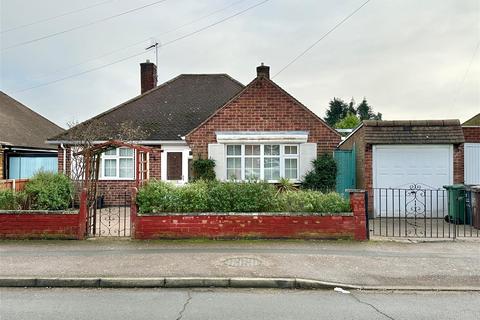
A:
1 0 479 128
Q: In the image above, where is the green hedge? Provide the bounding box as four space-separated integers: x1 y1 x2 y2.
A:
136 180 350 214
0 189 27 210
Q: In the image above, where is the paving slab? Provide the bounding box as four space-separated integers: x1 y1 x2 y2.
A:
0 239 479 289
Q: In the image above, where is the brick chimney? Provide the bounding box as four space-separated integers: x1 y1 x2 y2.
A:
256 63 270 79
140 60 157 94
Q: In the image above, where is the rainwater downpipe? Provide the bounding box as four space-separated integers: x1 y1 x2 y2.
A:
60 143 66 174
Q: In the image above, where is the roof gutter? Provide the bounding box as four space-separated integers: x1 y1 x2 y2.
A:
46 140 187 145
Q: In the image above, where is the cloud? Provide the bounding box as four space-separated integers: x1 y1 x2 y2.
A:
1 0 478 127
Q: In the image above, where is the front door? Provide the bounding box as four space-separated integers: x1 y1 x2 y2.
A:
167 152 183 181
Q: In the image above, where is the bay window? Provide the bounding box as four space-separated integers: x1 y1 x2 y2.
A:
100 148 135 180
225 144 299 181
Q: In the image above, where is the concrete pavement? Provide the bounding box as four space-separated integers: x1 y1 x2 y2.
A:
1 239 479 289
1 288 480 320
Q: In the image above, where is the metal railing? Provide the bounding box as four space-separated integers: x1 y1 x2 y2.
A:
369 185 479 238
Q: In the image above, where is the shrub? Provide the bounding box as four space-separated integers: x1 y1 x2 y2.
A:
24 172 74 210
0 189 27 210
192 158 216 181
136 180 350 214
301 154 337 192
276 191 350 213
275 177 297 194
174 180 210 212
208 181 277 212
136 180 177 213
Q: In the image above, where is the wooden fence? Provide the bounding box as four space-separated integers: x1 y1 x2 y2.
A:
0 179 29 191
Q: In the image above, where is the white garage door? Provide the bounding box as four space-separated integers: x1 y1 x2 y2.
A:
373 145 453 217
464 143 480 184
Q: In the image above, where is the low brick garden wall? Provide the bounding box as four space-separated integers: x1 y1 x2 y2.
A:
0 192 87 240
131 191 368 241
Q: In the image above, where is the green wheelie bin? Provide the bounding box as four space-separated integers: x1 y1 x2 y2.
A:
444 184 467 224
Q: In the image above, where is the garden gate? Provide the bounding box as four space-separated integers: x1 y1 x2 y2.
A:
369 184 479 239
334 149 356 198
76 140 151 238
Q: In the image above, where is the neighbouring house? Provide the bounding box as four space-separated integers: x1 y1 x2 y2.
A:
338 119 465 216
462 113 480 185
47 62 341 204
0 91 64 179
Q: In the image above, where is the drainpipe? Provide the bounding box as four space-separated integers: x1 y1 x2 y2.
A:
60 143 66 174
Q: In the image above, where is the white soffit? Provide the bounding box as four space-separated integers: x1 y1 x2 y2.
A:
216 131 309 143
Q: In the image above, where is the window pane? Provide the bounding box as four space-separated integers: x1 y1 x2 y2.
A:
284 146 298 155
264 157 280 180
227 145 241 156
284 159 298 179
264 145 280 156
245 145 260 156
226 157 241 180
119 158 134 178
245 157 260 179
104 148 116 156
119 148 133 157
104 159 116 177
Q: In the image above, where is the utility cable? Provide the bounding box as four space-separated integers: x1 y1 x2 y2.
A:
1 0 116 33
273 0 372 78
2 0 170 50
13 0 270 92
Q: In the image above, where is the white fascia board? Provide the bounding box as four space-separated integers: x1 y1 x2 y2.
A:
216 131 309 144
337 123 364 147
46 140 187 146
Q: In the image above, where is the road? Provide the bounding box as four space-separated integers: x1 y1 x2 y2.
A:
1 288 479 320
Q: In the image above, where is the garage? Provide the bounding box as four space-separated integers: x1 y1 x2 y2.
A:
373 145 453 190
338 119 465 218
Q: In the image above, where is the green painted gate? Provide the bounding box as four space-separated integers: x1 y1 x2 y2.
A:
334 149 356 197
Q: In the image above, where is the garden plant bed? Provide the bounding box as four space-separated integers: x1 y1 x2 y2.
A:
131 190 367 241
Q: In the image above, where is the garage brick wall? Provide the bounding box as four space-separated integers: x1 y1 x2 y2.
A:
453 144 464 184
339 127 366 189
463 127 480 143
186 77 341 158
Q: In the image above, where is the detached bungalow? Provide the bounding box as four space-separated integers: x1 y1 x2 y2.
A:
47 62 341 204
0 91 64 179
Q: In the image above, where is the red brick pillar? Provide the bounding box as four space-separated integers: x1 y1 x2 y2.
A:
130 188 138 239
77 189 87 240
349 189 368 240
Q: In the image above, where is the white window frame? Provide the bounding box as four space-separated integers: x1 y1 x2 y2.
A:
99 147 136 180
225 144 300 182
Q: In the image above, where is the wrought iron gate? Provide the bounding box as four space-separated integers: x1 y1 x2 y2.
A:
369 184 479 238
87 191 131 237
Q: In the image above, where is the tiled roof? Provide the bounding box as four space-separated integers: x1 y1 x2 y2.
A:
363 119 465 144
0 91 64 149
50 74 244 142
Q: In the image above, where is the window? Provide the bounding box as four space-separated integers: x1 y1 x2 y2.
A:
225 144 299 181
226 145 242 180
245 145 260 179
100 148 135 180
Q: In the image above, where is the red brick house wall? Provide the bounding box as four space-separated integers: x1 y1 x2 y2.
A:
58 145 162 205
185 77 341 158
463 127 480 143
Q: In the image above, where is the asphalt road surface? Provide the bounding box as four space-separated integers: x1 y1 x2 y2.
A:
1 288 479 320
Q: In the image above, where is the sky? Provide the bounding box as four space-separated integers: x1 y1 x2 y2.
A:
1 0 479 129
